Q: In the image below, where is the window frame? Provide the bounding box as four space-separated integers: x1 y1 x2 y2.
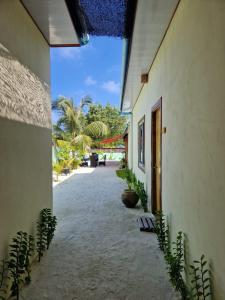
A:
138 115 145 172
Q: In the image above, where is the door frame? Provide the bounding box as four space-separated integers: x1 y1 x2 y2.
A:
151 97 162 213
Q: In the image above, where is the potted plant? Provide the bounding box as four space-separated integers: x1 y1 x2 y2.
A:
116 169 139 208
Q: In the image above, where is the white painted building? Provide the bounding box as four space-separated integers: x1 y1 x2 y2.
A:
121 1 225 299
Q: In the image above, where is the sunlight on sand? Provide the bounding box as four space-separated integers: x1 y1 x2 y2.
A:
53 167 95 187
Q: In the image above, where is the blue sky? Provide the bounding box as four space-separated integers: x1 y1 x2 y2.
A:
50 37 123 112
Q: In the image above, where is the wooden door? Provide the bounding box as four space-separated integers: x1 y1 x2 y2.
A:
151 99 162 213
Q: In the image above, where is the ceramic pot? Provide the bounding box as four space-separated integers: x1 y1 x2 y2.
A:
121 189 139 208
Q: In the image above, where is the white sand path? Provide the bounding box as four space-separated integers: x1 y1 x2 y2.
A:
21 162 179 300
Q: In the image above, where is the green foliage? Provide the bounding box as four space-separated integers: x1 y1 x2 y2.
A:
84 121 108 139
85 103 127 139
36 209 49 262
154 212 187 298
154 211 168 251
124 169 136 191
116 168 149 212
166 232 187 298
36 209 57 261
116 169 128 180
53 162 64 180
45 209 57 250
134 181 148 212
52 97 110 152
190 255 211 299
119 157 127 169
8 231 33 300
0 260 7 300
24 236 34 284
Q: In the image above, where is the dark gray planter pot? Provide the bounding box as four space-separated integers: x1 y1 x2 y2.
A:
121 189 139 208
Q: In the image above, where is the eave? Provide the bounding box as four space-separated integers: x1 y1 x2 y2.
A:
20 0 84 47
121 0 180 112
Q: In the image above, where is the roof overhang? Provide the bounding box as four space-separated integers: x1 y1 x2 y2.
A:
20 0 82 47
121 0 180 112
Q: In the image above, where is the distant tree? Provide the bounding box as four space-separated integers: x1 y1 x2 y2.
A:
85 103 127 137
52 97 108 151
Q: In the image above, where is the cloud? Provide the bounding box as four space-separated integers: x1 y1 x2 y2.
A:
85 76 97 86
53 43 95 61
58 47 82 60
102 80 120 94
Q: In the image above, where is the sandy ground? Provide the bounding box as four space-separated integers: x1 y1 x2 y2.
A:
21 162 179 300
53 167 95 187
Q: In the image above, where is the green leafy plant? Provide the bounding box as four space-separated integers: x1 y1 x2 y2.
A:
0 260 7 300
45 209 57 249
37 208 57 261
120 157 127 169
8 231 29 300
24 235 34 284
116 168 135 190
53 162 64 181
37 209 49 262
134 180 148 212
154 211 167 251
190 255 211 299
116 169 128 180
166 231 187 298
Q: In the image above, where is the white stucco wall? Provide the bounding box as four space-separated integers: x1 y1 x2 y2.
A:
0 0 52 260
131 1 225 298
0 0 50 84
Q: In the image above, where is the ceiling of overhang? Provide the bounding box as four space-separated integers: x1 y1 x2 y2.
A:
21 0 80 46
121 0 180 112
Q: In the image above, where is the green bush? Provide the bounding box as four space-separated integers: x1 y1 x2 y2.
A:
36 208 57 262
134 180 148 212
190 255 211 299
8 232 34 300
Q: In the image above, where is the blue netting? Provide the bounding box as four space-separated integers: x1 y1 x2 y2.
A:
79 0 128 38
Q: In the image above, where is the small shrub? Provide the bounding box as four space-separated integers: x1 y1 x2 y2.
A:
116 168 135 191
53 162 64 181
24 235 34 284
0 260 7 300
166 231 187 298
154 211 167 251
36 209 49 262
36 208 57 261
135 180 148 212
45 209 57 249
190 255 211 299
8 232 30 300
116 169 128 180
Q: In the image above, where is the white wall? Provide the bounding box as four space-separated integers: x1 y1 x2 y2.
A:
0 0 50 84
131 1 225 298
0 0 52 259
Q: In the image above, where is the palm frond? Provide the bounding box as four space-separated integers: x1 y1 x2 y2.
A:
72 134 92 151
84 121 108 138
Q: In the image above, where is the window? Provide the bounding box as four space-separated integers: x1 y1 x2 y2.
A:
138 116 145 171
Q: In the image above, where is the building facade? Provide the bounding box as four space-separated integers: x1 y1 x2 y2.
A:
121 1 225 298
0 0 81 260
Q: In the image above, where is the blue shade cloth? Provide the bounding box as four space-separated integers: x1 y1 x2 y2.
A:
79 0 128 38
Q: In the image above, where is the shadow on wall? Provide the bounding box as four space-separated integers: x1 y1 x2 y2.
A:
0 43 51 128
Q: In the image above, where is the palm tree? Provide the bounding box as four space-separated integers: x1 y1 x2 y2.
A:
52 96 108 151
